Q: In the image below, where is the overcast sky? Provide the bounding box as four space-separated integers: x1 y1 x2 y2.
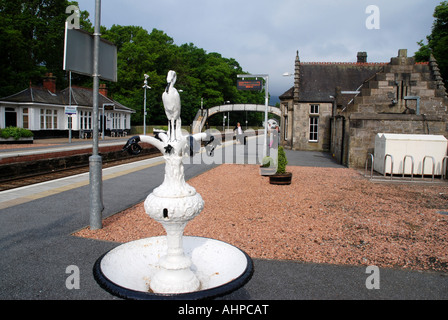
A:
76 0 440 101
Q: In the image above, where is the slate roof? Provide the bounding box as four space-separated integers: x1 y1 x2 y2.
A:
279 62 387 102
0 86 134 113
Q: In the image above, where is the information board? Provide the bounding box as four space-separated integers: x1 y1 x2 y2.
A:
237 79 263 91
65 106 78 115
63 22 117 82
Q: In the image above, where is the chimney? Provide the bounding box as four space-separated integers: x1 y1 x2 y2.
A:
357 52 367 63
99 83 108 97
43 73 56 93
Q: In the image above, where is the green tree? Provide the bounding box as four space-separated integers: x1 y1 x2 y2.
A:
415 1 448 82
0 1 265 128
101 24 265 127
0 0 91 97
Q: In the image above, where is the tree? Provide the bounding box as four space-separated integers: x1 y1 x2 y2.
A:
415 1 448 82
100 25 265 127
0 0 91 97
0 1 265 127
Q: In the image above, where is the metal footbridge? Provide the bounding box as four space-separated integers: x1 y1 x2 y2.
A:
191 104 281 134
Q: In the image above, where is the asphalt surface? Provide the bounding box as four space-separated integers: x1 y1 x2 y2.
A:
0 136 447 305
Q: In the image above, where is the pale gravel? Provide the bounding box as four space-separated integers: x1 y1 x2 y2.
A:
74 164 448 273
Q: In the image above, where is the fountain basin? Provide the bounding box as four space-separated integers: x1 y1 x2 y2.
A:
93 236 253 300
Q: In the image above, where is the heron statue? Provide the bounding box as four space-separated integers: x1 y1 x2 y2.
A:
162 70 181 142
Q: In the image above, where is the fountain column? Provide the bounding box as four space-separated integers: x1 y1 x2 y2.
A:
144 144 203 293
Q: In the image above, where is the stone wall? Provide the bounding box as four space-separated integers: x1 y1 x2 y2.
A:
291 102 332 151
347 113 447 168
336 50 448 168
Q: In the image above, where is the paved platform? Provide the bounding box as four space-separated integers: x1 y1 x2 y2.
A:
0 137 447 303
0 137 129 162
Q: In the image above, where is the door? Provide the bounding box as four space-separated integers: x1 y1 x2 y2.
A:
5 108 17 127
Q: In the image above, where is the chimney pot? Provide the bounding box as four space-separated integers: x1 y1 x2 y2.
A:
357 52 367 63
99 83 108 97
43 72 56 93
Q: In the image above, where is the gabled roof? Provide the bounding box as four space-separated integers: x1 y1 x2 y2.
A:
0 86 135 113
61 86 133 113
0 86 66 105
280 62 386 102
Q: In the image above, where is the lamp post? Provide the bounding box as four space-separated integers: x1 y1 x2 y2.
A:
89 0 103 230
201 97 203 116
143 74 151 136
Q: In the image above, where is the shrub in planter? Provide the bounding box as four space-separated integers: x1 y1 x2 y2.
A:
0 127 34 140
269 146 292 185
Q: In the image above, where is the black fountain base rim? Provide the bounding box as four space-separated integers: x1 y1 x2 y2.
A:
93 236 254 300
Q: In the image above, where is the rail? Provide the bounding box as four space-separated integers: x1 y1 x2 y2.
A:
422 155 435 182
443 156 448 180
384 154 394 180
365 153 374 179
402 155 414 181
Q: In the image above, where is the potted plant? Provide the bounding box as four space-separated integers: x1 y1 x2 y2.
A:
269 146 292 185
259 156 277 176
0 127 34 144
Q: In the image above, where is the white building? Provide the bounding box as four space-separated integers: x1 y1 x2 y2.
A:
0 73 135 139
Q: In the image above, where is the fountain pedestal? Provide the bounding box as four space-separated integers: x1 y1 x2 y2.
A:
93 70 253 300
144 150 204 294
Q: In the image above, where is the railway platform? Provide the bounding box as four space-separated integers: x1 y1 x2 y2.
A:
0 137 447 303
0 137 130 163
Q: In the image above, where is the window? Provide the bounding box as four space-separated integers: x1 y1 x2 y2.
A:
284 115 288 141
310 104 319 115
111 113 122 129
22 108 29 129
40 109 58 129
79 110 92 130
309 117 318 142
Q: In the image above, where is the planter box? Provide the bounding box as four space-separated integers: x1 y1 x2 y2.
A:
0 137 34 144
269 172 292 185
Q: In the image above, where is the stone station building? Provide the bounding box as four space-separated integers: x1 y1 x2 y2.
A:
279 49 448 168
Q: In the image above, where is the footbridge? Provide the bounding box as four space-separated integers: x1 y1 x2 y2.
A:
192 104 281 133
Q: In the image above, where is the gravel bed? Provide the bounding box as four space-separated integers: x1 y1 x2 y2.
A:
74 164 448 273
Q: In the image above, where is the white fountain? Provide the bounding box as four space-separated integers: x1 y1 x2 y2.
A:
93 71 253 299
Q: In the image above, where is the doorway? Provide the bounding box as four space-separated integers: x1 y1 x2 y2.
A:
5 108 17 127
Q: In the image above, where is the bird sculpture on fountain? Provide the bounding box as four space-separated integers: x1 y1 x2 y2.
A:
122 70 219 159
162 70 181 143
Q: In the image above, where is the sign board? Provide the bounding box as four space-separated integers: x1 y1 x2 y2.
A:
65 106 78 115
103 104 114 111
237 79 263 91
63 23 117 82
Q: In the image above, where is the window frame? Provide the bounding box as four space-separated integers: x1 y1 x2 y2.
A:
309 116 319 142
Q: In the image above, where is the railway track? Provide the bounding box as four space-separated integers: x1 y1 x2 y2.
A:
0 152 162 192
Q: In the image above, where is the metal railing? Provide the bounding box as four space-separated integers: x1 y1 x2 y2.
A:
443 156 448 180
364 153 447 182
422 155 435 182
383 154 394 180
365 153 374 179
402 155 414 181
